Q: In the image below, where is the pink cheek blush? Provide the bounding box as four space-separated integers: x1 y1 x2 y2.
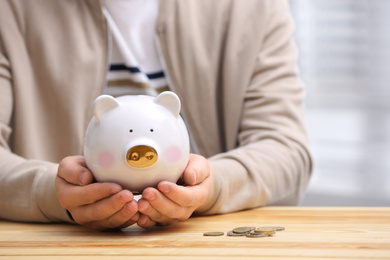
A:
97 151 115 169
164 146 182 163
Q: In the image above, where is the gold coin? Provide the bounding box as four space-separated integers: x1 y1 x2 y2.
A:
203 231 224 236
258 226 285 231
227 230 246 236
246 231 267 238
254 227 276 234
232 226 256 234
251 230 275 236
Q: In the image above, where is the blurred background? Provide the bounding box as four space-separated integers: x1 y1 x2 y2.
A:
288 0 390 206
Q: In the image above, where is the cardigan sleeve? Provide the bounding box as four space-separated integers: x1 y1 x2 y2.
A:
195 0 312 215
0 11 72 223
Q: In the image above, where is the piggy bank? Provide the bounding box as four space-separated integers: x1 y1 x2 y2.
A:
84 91 190 193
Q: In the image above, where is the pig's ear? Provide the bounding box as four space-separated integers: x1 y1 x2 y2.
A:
93 95 120 123
154 91 181 118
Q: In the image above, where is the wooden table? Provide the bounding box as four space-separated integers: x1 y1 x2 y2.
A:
0 207 389 259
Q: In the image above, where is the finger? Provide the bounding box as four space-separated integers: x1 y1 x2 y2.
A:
105 199 139 227
57 156 94 186
181 154 210 186
138 196 163 221
89 200 139 230
138 188 164 219
56 179 122 209
158 178 211 208
137 213 157 229
140 187 189 222
72 190 134 225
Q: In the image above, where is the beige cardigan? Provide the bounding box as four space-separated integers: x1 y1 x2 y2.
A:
0 0 312 222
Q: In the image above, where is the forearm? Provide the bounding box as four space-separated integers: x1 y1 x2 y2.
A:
195 137 311 215
0 147 72 223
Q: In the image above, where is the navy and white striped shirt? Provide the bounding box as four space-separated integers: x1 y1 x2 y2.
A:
102 0 167 97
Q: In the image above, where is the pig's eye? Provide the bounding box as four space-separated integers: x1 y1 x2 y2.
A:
129 129 133 133
150 129 154 132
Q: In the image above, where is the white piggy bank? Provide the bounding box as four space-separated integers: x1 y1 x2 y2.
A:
84 91 190 193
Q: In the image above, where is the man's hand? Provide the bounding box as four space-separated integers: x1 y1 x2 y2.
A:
55 156 139 231
137 154 212 228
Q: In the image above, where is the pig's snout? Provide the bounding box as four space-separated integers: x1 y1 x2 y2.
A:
126 145 158 168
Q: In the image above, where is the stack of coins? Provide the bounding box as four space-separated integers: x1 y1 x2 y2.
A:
203 226 285 238
227 226 256 237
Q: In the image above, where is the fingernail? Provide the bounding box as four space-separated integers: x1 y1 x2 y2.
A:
138 199 150 212
144 191 156 201
79 172 87 185
126 200 138 212
119 194 132 204
159 182 170 194
110 186 122 195
190 170 197 185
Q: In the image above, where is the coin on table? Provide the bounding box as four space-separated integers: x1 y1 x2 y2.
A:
246 231 268 238
227 230 247 236
232 226 256 234
254 227 276 235
272 226 285 231
203 231 224 236
257 226 285 232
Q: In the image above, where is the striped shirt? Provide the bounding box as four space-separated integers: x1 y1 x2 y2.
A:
102 0 167 97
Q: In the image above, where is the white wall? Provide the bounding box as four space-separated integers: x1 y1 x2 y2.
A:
288 0 390 206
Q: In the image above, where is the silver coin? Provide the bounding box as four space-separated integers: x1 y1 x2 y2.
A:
273 226 285 231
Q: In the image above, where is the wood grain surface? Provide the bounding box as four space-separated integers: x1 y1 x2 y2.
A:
0 207 389 259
